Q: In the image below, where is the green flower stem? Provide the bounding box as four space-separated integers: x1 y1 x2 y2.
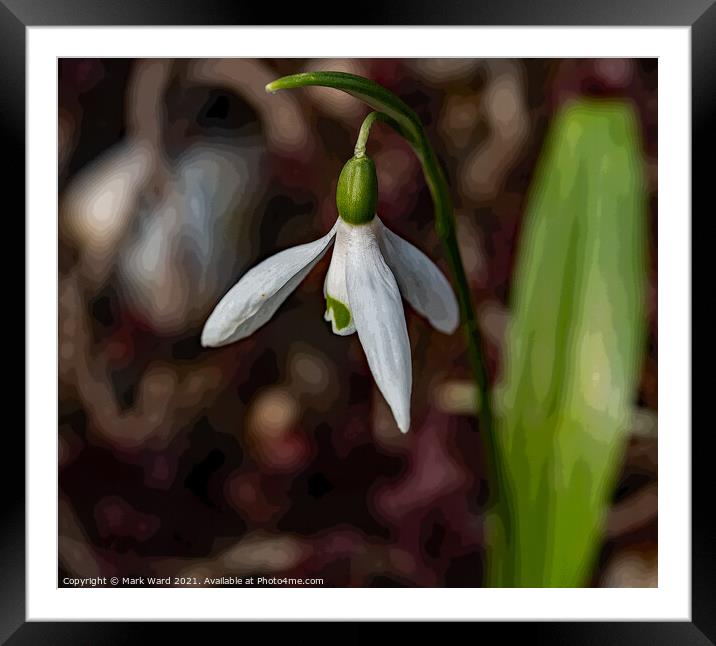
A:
266 72 510 550
353 111 398 158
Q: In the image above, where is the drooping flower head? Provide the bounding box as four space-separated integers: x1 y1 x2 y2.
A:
202 152 459 433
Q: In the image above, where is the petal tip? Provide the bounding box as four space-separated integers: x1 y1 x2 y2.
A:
392 405 411 434
200 327 219 348
200 316 229 348
441 316 460 335
429 316 459 335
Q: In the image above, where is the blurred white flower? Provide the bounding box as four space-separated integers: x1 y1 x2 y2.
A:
62 139 156 265
118 142 265 333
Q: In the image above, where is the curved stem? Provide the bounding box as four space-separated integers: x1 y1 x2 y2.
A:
267 72 510 543
354 111 397 158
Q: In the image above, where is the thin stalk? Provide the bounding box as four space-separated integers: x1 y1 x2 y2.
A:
353 111 398 158
266 73 512 567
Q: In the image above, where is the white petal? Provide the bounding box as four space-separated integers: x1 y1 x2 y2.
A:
323 219 356 336
345 220 412 433
377 218 459 334
201 221 338 346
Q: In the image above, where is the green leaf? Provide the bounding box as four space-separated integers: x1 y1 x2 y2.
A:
490 100 648 587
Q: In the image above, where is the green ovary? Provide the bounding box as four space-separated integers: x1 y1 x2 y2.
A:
325 295 352 330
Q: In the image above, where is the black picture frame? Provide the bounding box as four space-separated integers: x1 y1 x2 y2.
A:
6 0 707 642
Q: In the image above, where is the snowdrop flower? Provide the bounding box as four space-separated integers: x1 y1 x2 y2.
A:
201 154 459 432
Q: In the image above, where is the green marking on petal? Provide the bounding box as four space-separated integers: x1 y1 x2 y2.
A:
325 295 352 330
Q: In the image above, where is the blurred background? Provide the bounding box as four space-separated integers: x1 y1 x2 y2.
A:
58 58 657 587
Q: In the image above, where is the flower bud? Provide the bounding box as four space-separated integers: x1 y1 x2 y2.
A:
335 155 378 225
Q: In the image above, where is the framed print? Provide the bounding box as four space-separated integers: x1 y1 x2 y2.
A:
6 0 708 641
